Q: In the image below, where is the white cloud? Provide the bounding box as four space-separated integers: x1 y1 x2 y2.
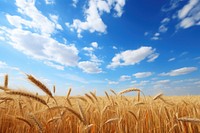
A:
112 46 117 49
83 47 94 52
180 51 188 56
83 44 102 63
97 0 110 14
154 33 160 36
134 80 149 87
161 18 170 23
78 61 102 74
160 67 198 76
66 0 126 37
119 75 131 81
108 81 119 85
168 57 176 62
178 0 198 19
154 80 170 84
113 0 126 17
159 25 168 33
1 0 80 70
3 28 79 67
91 42 98 48
107 46 159 68
133 72 152 78
194 81 200 85
44 61 64 70
0 61 19 71
161 0 183 12
49 14 63 30
177 0 200 29
66 0 107 38
0 61 7 68
6 0 61 36
45 0 55 5
131 80 137 84
147 53 159 62
151 36 159 40
72 0 79 7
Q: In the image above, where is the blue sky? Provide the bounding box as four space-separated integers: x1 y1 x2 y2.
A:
0 0 200 96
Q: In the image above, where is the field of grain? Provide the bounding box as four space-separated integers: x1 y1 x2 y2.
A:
0 74 200 133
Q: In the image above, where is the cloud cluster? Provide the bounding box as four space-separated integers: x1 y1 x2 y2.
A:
66 0 126 38
79 42 102 74
107 46 159 68
177 0 200 29
1 0 79 71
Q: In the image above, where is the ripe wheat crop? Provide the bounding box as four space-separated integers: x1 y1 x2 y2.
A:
0 74 200 133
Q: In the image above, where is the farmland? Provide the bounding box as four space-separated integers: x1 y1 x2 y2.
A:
0 75 200 133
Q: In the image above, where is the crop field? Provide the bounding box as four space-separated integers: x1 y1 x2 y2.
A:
0 74 200 133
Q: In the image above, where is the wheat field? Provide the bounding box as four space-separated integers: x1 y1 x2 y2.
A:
0 74 200 133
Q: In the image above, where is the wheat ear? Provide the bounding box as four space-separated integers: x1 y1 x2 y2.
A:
27 74 53 98
6 90 48 106
118 88 140 95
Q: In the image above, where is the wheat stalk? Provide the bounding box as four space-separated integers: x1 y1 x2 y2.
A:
118 88 140 95
4 74 8 89
110 89 117 96
85 93 94 103
6 90 48 106
66 88 72 99
27 74 53 98
153 93 163 100
16 116 32 127
53 85 56 94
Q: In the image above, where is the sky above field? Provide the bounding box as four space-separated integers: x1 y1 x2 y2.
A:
0 0 200 96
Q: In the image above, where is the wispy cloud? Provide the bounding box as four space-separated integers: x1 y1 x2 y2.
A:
119 75 131 81
45 0 55 5
112 46 118 50
44 61 64 70
133 72 152 78
168 57 176 62
107 46 159 68
108 81 119 85
160 67 198 76
0 60 19 71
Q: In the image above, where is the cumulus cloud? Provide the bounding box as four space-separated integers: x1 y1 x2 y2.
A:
119 75 131 81
1 0 81 71
91 42 98 48
133 72 152 78
160 67 198 76
3 28 79 67
66 0 126 38
6 0 62 36
107 46 159 68
78 61 102 74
